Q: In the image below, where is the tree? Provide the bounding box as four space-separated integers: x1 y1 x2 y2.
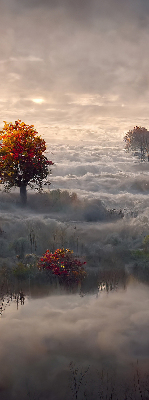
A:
0 120 53 204
124 126 149 161
38 248 86 284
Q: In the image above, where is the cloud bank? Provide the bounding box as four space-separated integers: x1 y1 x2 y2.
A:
1 0 149 130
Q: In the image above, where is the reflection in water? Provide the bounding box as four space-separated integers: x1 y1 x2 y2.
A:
0 291 25 316
0 264 128 299
0 277 149 399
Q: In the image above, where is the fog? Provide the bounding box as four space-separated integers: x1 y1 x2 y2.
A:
1 0 149 397
1 134 148 266
0 282 149 399
0 131 149 399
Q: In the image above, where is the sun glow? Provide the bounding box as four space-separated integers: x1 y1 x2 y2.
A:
32 98 44 104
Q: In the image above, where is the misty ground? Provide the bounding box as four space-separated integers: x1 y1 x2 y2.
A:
0 186 148 279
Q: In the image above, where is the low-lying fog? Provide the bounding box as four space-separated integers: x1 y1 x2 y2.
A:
1 282 149 399
0 133 149 399
0 135 149 269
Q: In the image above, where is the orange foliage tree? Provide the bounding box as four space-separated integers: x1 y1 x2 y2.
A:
0 120 53 203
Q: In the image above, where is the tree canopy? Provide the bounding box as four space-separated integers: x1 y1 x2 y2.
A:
0 120 53 203
38 248 86 283
124 126 149 161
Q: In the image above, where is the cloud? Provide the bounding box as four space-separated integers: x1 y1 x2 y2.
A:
1 0 149 128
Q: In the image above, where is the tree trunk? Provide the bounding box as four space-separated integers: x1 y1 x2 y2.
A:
20 184 27 205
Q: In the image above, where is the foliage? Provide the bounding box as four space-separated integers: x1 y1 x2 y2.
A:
38 248 86 283
131 249 148 259
13 262 37 280
132 235 149 260
0 119 53 193
124 126 149 161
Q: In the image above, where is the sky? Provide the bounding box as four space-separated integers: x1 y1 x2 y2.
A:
1 0 149 137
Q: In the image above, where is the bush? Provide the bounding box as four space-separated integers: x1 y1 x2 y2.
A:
38 248 86 283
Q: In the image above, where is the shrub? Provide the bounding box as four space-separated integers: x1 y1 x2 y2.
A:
38 248 86 283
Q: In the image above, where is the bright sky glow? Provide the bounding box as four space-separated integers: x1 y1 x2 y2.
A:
32 99 44 104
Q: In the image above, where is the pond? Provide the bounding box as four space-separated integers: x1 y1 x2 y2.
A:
0 276 149 400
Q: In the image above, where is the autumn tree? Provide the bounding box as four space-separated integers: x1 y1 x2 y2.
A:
38 248 86 283
0 120 53 204
124 126 149 161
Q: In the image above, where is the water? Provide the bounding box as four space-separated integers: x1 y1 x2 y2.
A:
0 277 149 400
